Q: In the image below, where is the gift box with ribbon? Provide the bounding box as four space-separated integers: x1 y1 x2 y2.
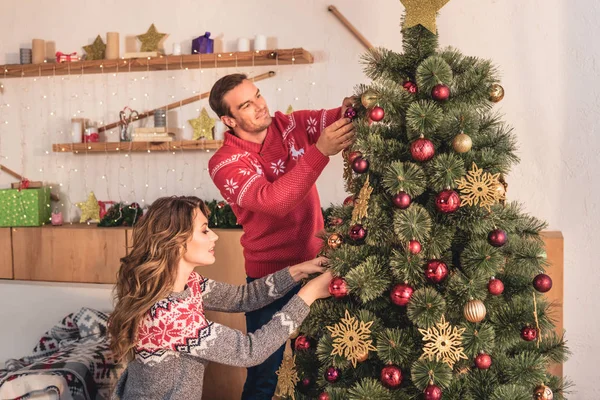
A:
55 51 80 63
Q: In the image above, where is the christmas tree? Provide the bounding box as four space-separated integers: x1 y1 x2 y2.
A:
280 3 570 400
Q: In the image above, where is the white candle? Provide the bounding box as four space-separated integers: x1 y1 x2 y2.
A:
71 120 83 143
237 38 250 52
254 34 267 51
172 43 182 55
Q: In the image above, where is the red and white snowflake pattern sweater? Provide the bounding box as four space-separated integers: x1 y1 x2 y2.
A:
209 107 341 278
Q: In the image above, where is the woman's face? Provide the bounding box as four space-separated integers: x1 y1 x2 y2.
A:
180 209 219 268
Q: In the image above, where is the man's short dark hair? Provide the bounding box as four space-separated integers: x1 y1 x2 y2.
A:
209 73 248 118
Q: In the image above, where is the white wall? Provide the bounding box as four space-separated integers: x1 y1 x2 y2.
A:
0 0 598 397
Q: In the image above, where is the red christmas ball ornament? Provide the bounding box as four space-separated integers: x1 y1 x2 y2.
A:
392 191 411 209
403 81 418 94
347 150 363 163
343 195 355 206
318 393 331 400
431 84 450 101
349 224 367 241
410 138 435 162
344 106 357 120
298 376 313 393
521 326 538 342
351 157 369 174
369 106 385 122
488 277 504 296
390 283 414 306
533 273 553 293
435 190 461 213
488 229 508 247
329 277 349 299
425 260 448 283
324 366 341 383
424 384 443 400
474 352 492 369
408 240 422 254
380 365 403 389
294 335 312 351
329 217 343 227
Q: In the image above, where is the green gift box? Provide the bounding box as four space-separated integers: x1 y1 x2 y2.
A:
0 187 51 227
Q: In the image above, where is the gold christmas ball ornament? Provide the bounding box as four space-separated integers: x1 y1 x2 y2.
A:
327 233 343 249
356 348 369 363
452 133 473 153
463 299 487 323
361 90 378 108
489 84 505 102
492 181 506 200
533 384 554 400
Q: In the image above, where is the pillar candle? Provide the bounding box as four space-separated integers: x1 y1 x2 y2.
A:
32 39 45 64
237 38 250 52
254 34 267 51
106 32 120 59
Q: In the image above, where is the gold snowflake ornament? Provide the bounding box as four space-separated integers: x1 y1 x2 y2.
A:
327 309 377 367
275 353 299 400
351 176 373 224
419 315 468 368
455 162 503 211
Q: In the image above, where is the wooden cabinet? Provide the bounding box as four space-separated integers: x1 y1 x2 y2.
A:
0 228 12 279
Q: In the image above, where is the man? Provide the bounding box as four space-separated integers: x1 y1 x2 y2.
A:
208 73 354 399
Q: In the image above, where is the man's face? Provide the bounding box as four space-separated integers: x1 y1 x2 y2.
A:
222 79 272 134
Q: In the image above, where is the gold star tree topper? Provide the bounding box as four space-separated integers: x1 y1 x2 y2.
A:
137 24 167 52
327 309 377 368
275 353 299 400
352 176 373 224
83 35 106 60
77 191 100 223
189 108 215 140
419 315 468 368
400 0 451 34
455 162 504 211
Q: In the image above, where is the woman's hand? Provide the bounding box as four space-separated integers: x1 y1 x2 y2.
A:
298 270 334 306
289 257 328 282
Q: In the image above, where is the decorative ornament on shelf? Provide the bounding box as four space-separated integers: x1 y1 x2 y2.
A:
275 353 299 400
324 366 341 383
393 191 411 209
51 208 63 226
488 277 504 295
452 132 472 153
521 326 538 342
380 364 403 389
400 0 451 33
419 315 468 368
349 223 367 241
351 176 373 224
189 108 216 140
361 90 378 108
489 83 505 102
55 51 79 63
351 156 369 174
369 106 385 122
76 192 100 223
329 277 349 299
192 32 214 54
403 80 418 94
82 35 106 60
533 384 554 400
137 24 167 52
533 273 553 293
410 137 435 162
390 283 414 306
327 309 377 368
464 299 487 323
455 162 503 211
327 233 343 249
435 189 461 213
431 83 450 101
344 106 357 120
424 383 443 400
425 259 448 283
474 351 492 370
488 228 508 247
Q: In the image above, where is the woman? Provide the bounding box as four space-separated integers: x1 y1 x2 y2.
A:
108 196 332 399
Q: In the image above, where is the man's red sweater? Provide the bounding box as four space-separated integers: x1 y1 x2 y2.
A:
209 107 340 278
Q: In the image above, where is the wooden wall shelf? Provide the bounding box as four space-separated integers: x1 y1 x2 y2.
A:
1 48 313 79
52 139 223 153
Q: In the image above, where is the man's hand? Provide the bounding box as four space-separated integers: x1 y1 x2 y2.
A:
340 96 358 118
315 118 356 156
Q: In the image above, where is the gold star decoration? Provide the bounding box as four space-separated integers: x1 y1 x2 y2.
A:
83 35 106 60
188 108 215 140
455 162 503 211
286 105 294 114
418 315 468 368
137 24 167 52
400 0 451 34
327 309 377 368
352 176 373 224
275 353 299 400
76 191 100 223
